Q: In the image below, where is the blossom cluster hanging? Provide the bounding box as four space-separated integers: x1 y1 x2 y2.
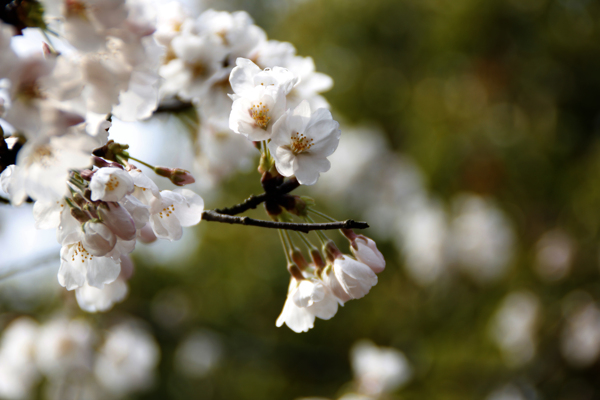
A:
0 0 385 333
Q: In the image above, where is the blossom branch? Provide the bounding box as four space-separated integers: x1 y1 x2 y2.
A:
202 210 369 232
214 178 300 215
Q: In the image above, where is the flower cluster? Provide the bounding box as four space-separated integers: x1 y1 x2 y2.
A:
153 3 334 183
0 1 379 333
276 229 385 333
0 315 159 400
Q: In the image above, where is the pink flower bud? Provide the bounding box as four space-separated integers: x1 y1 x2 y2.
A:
154 166 195 186
81 221 117 257
97 203 136 241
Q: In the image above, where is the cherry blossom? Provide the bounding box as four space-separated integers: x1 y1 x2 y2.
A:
89 166 135 202
268 100 340 185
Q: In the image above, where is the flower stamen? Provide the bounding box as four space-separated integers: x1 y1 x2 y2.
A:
250 103 271 130
290 132 314 154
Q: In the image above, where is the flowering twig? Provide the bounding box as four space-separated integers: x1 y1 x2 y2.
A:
202 210 368 232
214 178 300 215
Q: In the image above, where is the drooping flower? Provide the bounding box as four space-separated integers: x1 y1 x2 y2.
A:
322 255 378 302
276 277 339 333
268 100 340 185
343 230 386 274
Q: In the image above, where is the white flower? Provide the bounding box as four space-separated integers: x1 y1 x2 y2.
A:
351 340 412 396
326 256 377 301
0 317 40 400
254 40 333 109
268 100 340 185
276 278 339 333
129 168 162 213
196 116 257 181
449 194 515 283
229 84 286 141
159 29 227 100
33 199 66 229
90 167 135 202
490 291 540 367
229 57 299 98
13 133 95 203
149 188 204 241
58 242 121 290
120 194 150 228
94 322 160 396
75 277 129 313
347 234 386 274
561 297 600 368
35 318 95 377
195 10 266 62
81 220 117 256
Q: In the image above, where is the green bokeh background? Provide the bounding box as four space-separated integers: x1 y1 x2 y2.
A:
5 0 600 398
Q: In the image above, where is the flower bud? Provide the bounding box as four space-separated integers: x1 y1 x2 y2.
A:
154 166 196 186
310 249 325 271
70 207 90 224
97 203 136 241
81 221 117 257
291 248 308 270
323 240 342 263
80 169 95 181
287 263 305 281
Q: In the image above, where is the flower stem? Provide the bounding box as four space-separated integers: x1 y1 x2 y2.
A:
127 155 155 170
278 229 294 265
308 209 337 222
294 231 319 252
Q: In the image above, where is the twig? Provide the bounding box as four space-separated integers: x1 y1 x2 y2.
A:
202 210 369 233
214 178 300 215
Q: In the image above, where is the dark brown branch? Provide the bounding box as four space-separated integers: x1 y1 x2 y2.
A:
202 210 369 232
214 178 300 215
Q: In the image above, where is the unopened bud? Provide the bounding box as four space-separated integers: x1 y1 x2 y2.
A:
341 228 358 241
291 248 308 270
72 192 87 207
323 240 342 263
287 264 304 281
70 207 90 223
80 169 95 181
154 166 195 186
310 249 325 271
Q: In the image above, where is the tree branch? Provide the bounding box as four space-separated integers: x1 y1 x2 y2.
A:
214 178 300 215
202 210 369 233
